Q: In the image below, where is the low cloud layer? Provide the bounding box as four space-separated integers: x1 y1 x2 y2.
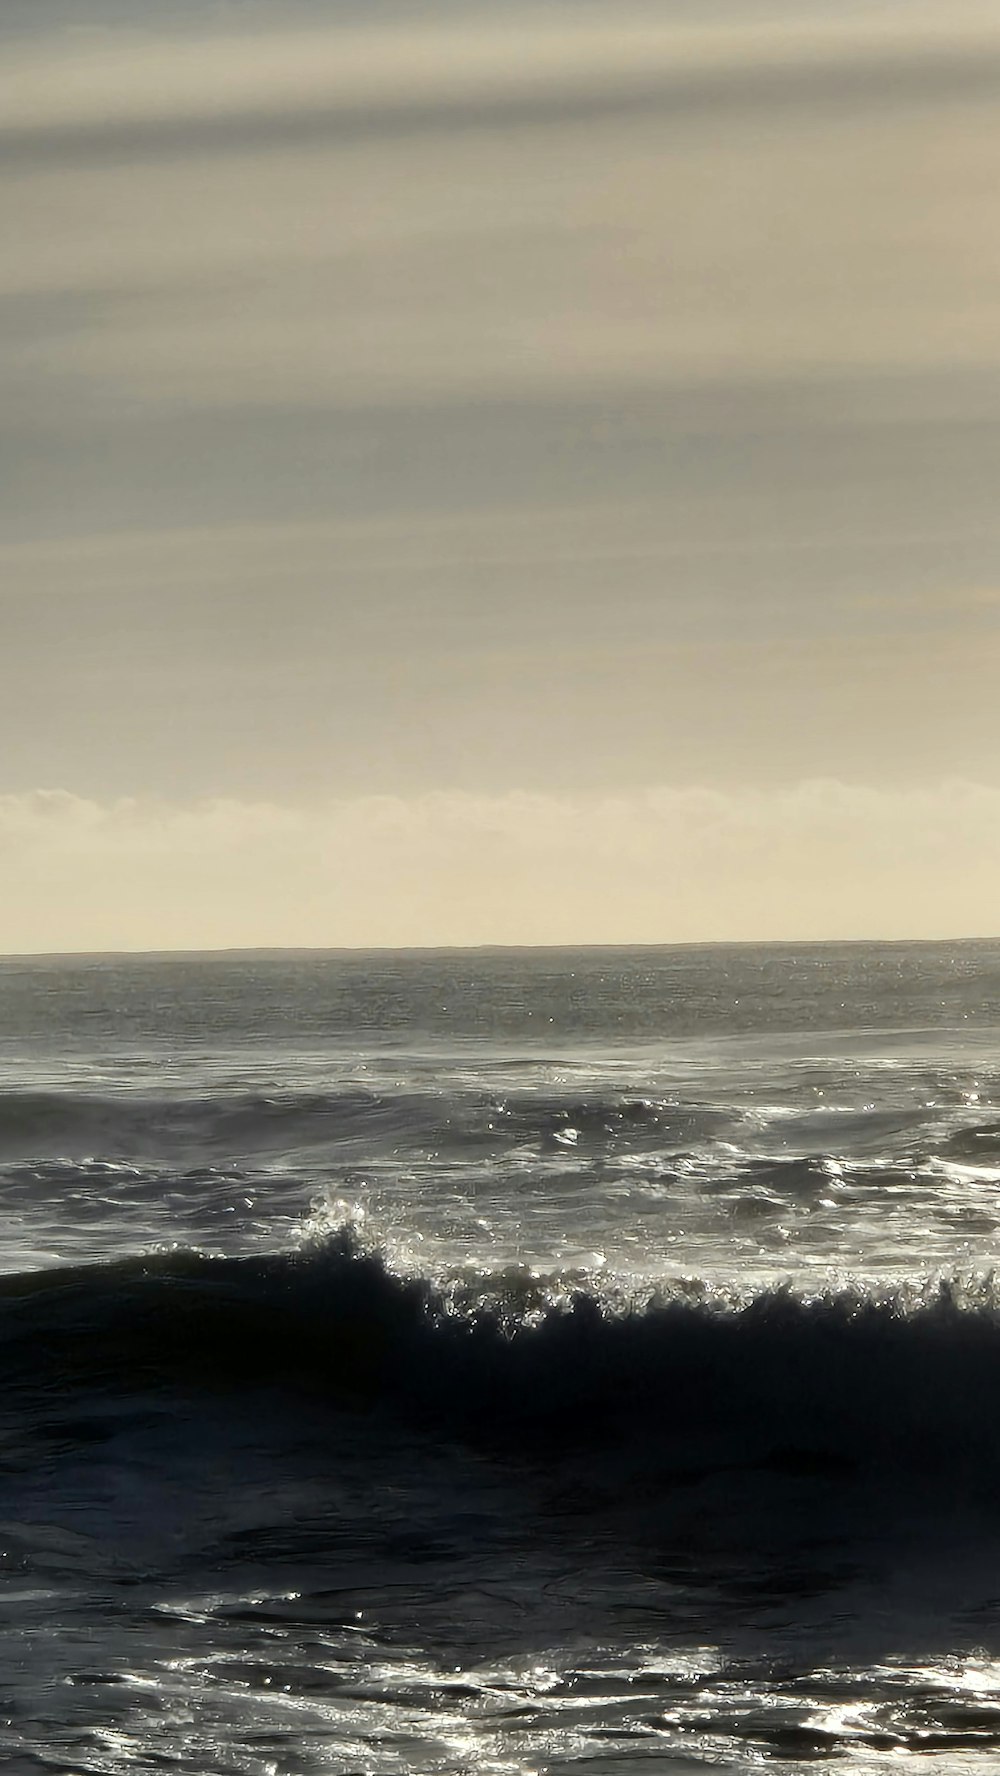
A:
3 783 997 953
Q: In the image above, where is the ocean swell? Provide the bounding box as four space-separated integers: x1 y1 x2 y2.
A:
0 1084 396 1162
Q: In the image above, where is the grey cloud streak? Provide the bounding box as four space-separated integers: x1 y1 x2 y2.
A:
4 371 998 542
6 38 1000 170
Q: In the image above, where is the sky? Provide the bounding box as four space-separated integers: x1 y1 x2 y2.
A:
3 0 1000 950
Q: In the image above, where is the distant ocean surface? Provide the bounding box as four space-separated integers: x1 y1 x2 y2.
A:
5 942 1000 1773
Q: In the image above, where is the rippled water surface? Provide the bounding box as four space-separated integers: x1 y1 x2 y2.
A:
3 941 1000 1772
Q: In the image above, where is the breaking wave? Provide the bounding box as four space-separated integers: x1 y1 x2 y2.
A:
7 1226 1000 1489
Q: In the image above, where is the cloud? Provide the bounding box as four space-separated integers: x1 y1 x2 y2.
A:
2 782 997 953
4 0 1000 879
6 6 1000 414
5 11 1000 167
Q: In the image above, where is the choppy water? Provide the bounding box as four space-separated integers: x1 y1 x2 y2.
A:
4 942 1000 1773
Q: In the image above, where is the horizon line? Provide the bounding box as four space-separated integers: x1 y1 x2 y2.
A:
2 934 998 964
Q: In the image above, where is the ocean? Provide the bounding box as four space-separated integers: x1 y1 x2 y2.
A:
4 942 1000 1773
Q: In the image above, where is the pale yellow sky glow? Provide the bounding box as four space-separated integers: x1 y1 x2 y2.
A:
2 0 1000 950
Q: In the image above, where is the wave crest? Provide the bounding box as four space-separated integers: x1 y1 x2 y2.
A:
5 1229 1000 1486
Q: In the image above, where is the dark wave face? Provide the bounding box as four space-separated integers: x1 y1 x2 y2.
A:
5 1227 1000 1487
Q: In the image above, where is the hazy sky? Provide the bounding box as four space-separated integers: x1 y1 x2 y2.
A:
3 0 1000 949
